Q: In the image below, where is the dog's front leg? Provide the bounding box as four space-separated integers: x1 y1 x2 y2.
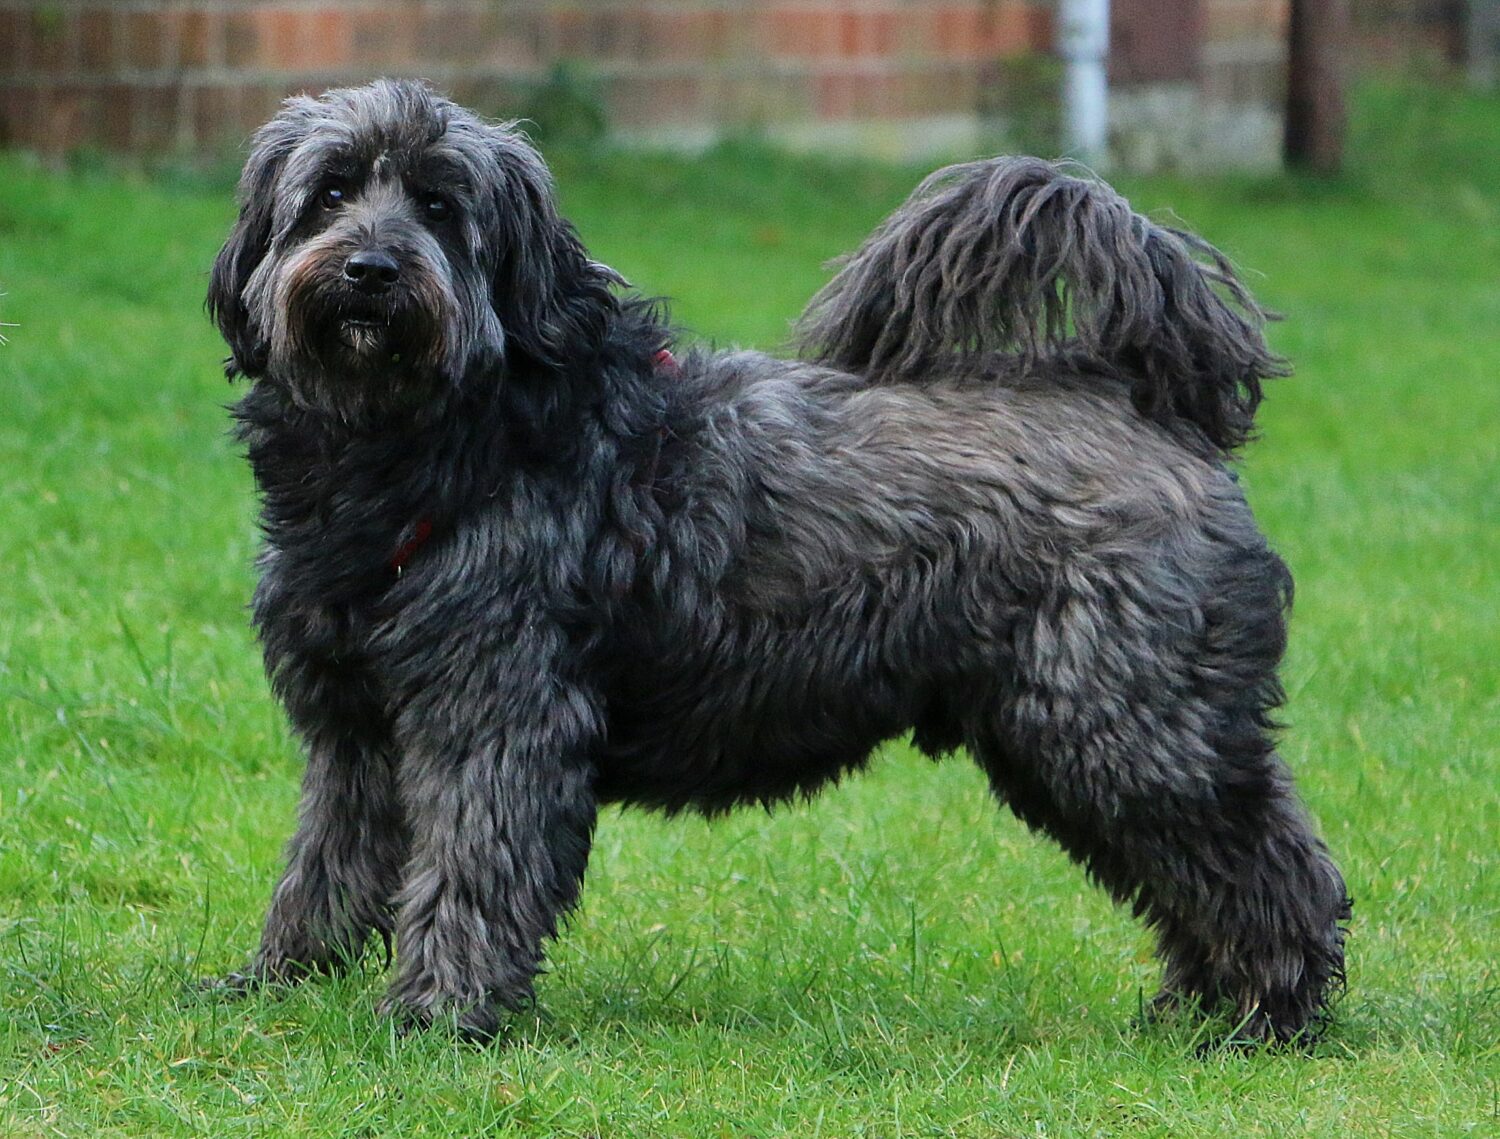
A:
380 618 600 1041
221 599 409 989
240 718 406 987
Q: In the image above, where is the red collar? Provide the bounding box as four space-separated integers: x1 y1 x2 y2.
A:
389 518 433 574
654 347 680 375
389 347 679 574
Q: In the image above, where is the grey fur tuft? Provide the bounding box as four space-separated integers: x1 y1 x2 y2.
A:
795 157 1290 453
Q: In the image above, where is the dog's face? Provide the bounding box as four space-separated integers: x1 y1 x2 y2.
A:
209 80 616 418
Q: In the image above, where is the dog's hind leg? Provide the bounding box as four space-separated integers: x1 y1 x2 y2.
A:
970 552 1350 1044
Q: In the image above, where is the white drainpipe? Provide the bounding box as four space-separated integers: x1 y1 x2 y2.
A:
1059 0 1110 163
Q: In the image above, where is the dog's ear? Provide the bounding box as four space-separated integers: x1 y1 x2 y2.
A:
207 108 307 378
485 130 619 369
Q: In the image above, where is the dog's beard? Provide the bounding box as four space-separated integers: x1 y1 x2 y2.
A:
259 243 468 423
335 317 394 357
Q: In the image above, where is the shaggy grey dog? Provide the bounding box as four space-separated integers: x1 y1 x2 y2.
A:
207 79 1350 1045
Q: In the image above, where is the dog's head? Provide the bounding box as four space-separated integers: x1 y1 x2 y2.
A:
209 80 618 417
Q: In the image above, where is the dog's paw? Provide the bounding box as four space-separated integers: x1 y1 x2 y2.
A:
196 947 327 999
1137 986 1222 1028
377 987 504 1045
207 969 258 993
192 963 296 1002
193 970 258 1001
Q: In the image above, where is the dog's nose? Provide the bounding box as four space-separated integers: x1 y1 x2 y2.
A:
344 249 401 294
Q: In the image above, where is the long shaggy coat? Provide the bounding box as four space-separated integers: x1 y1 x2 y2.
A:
207 80 1350 1044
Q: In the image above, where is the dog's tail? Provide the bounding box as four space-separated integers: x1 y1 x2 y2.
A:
794 157 1288 453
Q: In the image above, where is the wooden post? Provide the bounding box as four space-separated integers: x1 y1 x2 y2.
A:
1284 0 1350 173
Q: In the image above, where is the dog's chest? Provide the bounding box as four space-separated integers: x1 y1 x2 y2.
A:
248 438 442 664
253 520 411 668
245 409 438 576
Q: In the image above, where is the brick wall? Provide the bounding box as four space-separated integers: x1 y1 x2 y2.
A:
1202 0 1287 104
1108 0 1288 171
0 1 1289 166
1354 0 1468 71
0 1 1052 156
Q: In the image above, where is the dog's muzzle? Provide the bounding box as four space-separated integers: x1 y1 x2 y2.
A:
344 249 402 296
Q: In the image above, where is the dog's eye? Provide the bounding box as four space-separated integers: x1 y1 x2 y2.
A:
318 184 346 210
421 195 452 223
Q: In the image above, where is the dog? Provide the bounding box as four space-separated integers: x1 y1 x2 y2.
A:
207 79 1350 1044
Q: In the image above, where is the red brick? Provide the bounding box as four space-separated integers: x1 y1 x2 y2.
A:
447 76 532 119
594 11 646 59
278 13 316 71
816 71 840 120
273 11 325 72
257 10 299 71
767 8 839 59
903 68 934 117
307 10 353 69
985 3 1037 57
708 69 815 124
190 83 228 148
867 11 905 57
817 67 918 120
716 8 759 58
639 12 690 63
38 83 94 153
544 9 576 57
77 9 115 74
134 83 180 151
176 10 221 70
1203 0 1283 41
0 12 21 74
702 10 734 59
935 6 984 59
512 9 549 62
473 9 535 71
223 13 258 69
102 83 137 149
1268 0 1291 36
240 82 289 135
607 72 704 127
907 64 976 115
203 85 246 148
711 9 741 56
481 11 530 68
350 9 414 68
29 9 75 74
212 84 253 144
850 12 884 58
838 12 859 57
125 12 168 72
483 29 539 72
816 71 853 119
223 82 274 141
0 85 33 147
1023 2 1054 52
422 6 487 66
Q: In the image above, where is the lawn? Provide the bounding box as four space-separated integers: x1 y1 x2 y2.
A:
0 84 1496 1136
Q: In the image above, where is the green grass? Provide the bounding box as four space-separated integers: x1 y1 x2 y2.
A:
1 83 1496 1136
